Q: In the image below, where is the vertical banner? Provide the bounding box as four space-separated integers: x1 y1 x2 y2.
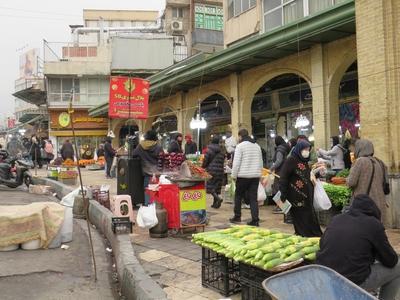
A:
109 76 149 119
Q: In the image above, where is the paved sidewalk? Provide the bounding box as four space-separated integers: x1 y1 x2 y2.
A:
35 168 400 299
0 185 116 300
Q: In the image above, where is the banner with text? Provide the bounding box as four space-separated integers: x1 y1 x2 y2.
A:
109 76 149 119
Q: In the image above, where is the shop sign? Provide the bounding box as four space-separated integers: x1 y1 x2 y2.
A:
179 188 207 226
109 76 149 119
58 112 70 128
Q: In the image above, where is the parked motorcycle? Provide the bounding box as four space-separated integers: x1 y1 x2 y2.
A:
0 155 33 188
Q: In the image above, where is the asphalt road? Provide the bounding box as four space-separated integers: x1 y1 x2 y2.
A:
0 186 117 300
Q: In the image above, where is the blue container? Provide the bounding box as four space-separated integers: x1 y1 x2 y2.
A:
262 265 377 300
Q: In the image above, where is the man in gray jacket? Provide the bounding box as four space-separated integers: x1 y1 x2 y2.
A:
230 129 263 226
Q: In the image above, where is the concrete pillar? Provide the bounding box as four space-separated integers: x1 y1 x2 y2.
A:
310 44 334 150
355 0 400 227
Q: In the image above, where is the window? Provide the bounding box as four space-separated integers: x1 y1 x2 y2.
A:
172 7 184 18
228 0 257 19
195 5 224 30
263 0 345 32
47 77 108 105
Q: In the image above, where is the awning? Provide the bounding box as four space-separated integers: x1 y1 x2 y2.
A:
7 115 44 134
89 1 355 117
49 130 108 137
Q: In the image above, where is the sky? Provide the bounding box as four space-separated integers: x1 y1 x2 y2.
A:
0 0 165 120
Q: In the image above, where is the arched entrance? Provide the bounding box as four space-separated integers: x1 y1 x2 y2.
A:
338 61 359 139
117 122 139 147
251 73 312 166
195 93 231 151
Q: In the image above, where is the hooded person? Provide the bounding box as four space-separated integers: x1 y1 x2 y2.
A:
317 194 399 300
104 137 116 178
184 134 197 155
279 140 322 237
347 139 389 223
168 133 183 153
202 135 225 209
133 130 164 205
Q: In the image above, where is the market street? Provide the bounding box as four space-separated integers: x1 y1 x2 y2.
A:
0 186 116 300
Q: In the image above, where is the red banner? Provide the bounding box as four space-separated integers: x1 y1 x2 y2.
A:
108 76 149 119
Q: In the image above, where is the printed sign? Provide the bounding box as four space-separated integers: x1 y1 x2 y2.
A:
109 76 149 119
179 187 207 226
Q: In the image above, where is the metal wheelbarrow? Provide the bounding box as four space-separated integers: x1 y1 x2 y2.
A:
262 265 377 300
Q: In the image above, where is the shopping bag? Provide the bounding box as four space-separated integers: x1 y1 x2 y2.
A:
313 180 332 211
257 182 267 203
264 174 275 195
136 203 158 229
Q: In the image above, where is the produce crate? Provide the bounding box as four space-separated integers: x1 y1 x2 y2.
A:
317 207 341 226
201 247 241 296
239 263 273 300
96 190 110 209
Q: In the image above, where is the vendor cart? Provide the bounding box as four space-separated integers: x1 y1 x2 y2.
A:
146 179 207 233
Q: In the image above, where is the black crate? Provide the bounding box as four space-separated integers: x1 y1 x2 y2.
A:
201 247 241 296
239 262 273 300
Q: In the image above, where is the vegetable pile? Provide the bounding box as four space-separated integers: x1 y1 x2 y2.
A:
323 183 351 209
336 169 350 178
192 226 320 271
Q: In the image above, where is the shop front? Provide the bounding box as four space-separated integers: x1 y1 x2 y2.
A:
49 109 108 159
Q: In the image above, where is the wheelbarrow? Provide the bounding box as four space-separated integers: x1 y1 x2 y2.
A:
262 265 377 300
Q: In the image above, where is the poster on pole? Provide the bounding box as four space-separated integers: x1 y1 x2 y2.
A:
179 184 207 227
109 76 149 119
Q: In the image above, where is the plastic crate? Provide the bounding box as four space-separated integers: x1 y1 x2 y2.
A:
317 207 340 226
240 262 273 300
201 247 241 296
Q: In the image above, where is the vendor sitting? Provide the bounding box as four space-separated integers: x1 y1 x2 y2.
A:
316 194 400 300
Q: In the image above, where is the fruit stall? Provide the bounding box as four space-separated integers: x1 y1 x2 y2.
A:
192 225 320 298
146 155 211 232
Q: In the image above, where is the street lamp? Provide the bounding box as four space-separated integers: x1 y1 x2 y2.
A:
190 102 207 154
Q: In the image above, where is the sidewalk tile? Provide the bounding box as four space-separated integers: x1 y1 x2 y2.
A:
139 249 170 262
153 255 192 269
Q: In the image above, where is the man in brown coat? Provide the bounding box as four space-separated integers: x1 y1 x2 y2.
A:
347 139 389 222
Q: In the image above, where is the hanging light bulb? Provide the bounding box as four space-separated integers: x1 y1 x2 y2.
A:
190 114 207 129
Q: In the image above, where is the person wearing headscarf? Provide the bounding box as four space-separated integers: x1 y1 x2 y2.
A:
184 134 197 155
30 135 42 169
347 139 389 222
279 140 322 237
168 133 183 153
270 136 291 212
133 130 164 205
317 136 345 172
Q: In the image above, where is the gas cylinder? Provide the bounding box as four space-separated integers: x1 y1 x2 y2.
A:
149 202 168 238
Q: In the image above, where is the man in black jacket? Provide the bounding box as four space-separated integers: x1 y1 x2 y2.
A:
317 194 399 300
168 133 183 153
184 134 197 155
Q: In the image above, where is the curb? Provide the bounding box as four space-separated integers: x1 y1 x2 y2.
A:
32 177 168 300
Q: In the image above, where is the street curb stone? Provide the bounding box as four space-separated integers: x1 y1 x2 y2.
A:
32 177 168 300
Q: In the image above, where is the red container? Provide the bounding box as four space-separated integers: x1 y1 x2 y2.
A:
158 184 180 229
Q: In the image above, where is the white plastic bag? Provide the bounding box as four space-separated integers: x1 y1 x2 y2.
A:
263 174 275 195
136 203 158 229
313 180 332 211
257 182 267 203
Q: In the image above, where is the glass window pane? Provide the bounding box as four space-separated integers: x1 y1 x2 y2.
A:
49 78 61 93
74 79 80 93
264 0 281 12
234 0 242 16
228 0 234 19
62 78 73 93
283 0 304 24
250 0 256 7
178 8 184 18
309 0 331 14
242 0 250 12
48 93 61 102
99 78 109 94
195 12 204 28
88 78 99 94
264 8 282 31
172 8 177 18
216 15 223 30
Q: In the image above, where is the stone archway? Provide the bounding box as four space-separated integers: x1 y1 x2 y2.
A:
111 119 139 148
